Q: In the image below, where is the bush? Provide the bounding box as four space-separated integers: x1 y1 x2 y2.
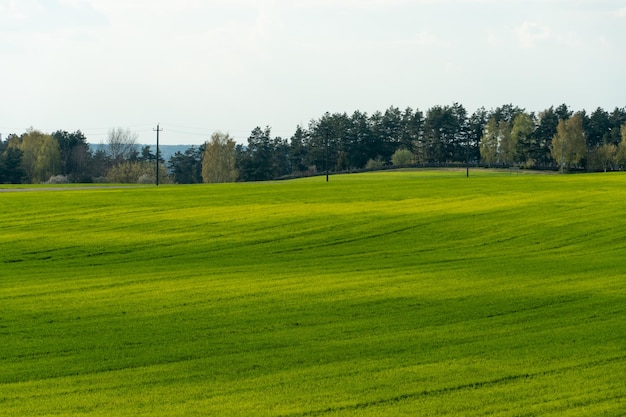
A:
46 175 70 184
137 174 155 184
391 149 414 166
75 174 93 183
522 158 536 169
365 157 385 170
105 161 173 184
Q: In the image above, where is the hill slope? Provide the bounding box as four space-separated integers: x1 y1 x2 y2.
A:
1 171 626 416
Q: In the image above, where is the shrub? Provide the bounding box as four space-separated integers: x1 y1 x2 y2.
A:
46 175 70 184
365 157 385 170
106 161 173 184
137 174 154 184
391 149 414 166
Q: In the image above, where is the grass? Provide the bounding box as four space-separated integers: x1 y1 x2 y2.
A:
1 170 626 416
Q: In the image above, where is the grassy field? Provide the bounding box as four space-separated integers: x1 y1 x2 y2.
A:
1 170 626 416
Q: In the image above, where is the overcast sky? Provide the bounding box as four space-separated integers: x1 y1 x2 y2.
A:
1 0 625 145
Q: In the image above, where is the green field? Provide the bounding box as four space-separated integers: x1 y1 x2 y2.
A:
2 170 626 416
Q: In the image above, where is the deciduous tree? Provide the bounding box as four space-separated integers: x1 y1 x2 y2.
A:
479 117 499 166
588 144 616 172
497 120 515 165
551 114 587 172
511 112 536 167
615 123 626 169
202 132 238 183
11 129 62 183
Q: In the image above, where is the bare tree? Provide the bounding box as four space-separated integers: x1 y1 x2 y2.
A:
107 128 139 163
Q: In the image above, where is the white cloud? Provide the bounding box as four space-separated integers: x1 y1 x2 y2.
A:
289 0 415 8
515 21 551 49
2 0 625 145
414 32 450 48
515 21 588 51
0 0 107 35
485 29 506 48
288 0 506 7
390 31 450 48
0 0 44 21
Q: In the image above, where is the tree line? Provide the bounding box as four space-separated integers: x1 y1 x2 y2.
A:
0 128 171 184
2 103 626 184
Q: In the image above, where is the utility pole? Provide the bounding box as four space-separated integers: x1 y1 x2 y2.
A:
325 126 329 182
154 124 163 185
466 134 470 178
561 135 565 174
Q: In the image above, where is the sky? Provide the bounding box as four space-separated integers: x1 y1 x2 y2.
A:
1 0 625 145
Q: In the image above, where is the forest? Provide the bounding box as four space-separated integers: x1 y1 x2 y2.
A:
1 103 626 184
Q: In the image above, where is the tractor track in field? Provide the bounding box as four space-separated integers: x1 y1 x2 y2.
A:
282 354 626 417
